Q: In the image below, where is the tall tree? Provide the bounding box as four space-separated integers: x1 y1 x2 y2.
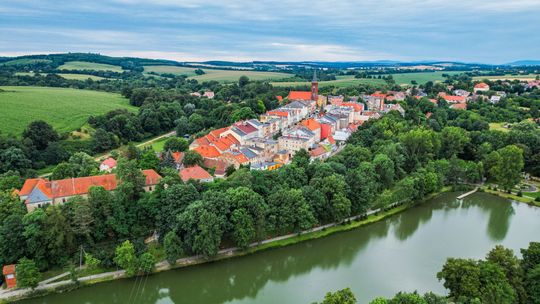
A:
22 120 59 150
491 145 524 191
16 258 41 289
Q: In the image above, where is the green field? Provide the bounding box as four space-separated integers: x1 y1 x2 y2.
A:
272 75 386 88
473 74 539 81
189 69 292 83
143 65 199 76
59 61 124 72
2 58 52 66
57 73 106 81
0 86 135 135
388 71 463 84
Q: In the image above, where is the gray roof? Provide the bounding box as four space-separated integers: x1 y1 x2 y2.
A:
240 148 258 159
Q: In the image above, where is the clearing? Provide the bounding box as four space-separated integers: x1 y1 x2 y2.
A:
0 86 135 135
143 65 199 77
58 61 124 72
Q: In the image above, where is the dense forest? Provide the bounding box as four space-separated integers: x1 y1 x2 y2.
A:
317 242 540 304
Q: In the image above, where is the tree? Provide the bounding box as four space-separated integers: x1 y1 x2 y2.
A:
116 158 146 200
138 252 155 274
139 149 160 170
160 150 176 169
22 120 59 150
440 126 470 158
178 202 223 258
92 128 118 152
158 183 200 236
266 188 315 233
114 240 138 276
230 209 255 249
486 245 526 303
16 258 40 289
84 253 101 271
373 154 394 189
163 137 188 152
0 171 22 191
526 264 540 304
292 148 310 169
318 288 357 304
182 150 203 167
164 231 184 264
239 75 250 87
491 145 524 191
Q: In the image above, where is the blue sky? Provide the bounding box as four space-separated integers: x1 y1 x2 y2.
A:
1 0 539 63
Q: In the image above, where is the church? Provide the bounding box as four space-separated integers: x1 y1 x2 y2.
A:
286 71 326 108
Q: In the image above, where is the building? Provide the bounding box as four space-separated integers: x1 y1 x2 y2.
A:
474 82 490 93
18 170 162 212
179 165 214 183
439 93 467 104
287 70 319 102
2 264 16 289
300 118 321 142
99 157 117 172
367 92 386 111
278 128 316 155
250 161 282 171
203 91 215 99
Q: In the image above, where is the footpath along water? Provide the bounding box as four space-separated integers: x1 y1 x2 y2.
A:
18 192 540 304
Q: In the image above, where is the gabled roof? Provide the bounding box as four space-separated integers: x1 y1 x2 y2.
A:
100 157 117 168
442 95 467 103
209 127 229 138
310 146 327 157
172 152 184 164
234 122 258 135
240 148 258 159
474 82 489 89
450 103 467 110
371 93 387 98
288 91 312 100
180 165 213 182
19 178 45 196
301 118 321 131
142 169 162 185
267 110 289 117
194 145 221 158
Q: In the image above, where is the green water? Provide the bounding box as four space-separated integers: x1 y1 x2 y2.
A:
19 192 540 304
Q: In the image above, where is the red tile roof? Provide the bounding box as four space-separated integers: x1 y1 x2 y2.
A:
3 264 16 289
267 110 289 117
474 82 489 89
3 264 15 275
276 95 283 101
194 145 221 158
371 93 387 98
172 152 184 164
340 102 364 112
209 127 229 138
234 122 258 135
442 95 466 103
310 146 327 157
300 118 321 131
450 103 467 110
19 178 45 196
180 165 212 182
100 157 117 168
288 91 312 100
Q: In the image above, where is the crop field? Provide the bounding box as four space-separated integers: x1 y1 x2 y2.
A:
472 74 539 81
143 65 199 76
189 69 292 82
2 58 52 66
272 76 386 88
58 61 124 72
57 73 106 81
0 86 135 135
388 71 463 84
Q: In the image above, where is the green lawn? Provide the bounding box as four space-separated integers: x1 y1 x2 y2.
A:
189 69 292 83
2 58 52 66
489 122 510 132
0 86 135 135
143 65 199 76
59 61 124 72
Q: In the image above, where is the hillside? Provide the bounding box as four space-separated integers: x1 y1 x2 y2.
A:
0 86 135 135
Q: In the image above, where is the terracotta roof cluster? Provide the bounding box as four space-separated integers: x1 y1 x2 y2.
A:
371 92 387 99
288 91 312 101
179 165 213 182
300 118 321 131
192 127 240 158
19 170 162 203
440 93 466 103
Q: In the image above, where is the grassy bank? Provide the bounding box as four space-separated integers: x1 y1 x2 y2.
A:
483 187 540 207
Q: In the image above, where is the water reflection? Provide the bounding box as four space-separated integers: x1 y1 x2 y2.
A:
462 192 515 241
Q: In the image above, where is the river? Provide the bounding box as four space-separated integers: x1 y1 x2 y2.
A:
19 192 540 304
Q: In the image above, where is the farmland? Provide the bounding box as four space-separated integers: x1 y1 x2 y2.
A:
0 86 135 135
388 71 462 84
143 65 199 76
56 73 106 81
190 69 292 82
272 76 386 88
473 74 539 81
2 58 52 66
58 61 124 72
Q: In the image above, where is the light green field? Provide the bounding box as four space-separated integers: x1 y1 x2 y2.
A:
272 75 386 88
388 71 463 84
15 72 36 76
0 86 135 135
473 74 539 81
59 61 123 72
189 69 292 83
144 65 292 82
57 73 106 81
143 65 199 76
489 122 510 132
2 58 52 66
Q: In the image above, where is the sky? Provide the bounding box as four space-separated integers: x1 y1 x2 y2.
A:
0 0 539 63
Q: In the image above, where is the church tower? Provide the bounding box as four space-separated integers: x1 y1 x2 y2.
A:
311 70 318 101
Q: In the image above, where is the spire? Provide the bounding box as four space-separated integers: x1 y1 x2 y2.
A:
312 70 317 83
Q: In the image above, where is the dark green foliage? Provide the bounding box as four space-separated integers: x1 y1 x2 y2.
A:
16 258 41 288
317 288 357 304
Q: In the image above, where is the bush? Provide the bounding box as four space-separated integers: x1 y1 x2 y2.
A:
535 196 540 202
517 191 523 197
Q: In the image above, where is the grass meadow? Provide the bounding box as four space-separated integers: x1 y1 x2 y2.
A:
58 61 124 72
0 86 135 135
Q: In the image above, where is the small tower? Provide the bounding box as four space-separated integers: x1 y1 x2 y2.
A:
311 70 319 101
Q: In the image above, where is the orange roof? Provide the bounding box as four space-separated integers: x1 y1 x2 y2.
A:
100 157 117 168
341 102 363 112
3 264 15 275
276 95 283 101
288 91 312 100
327 135 336 145
172 152 184 163
267 110 289 117
193 145 221 158
301 118 321 131
450 103 467 110
371 93 387 98
225 134 240 145
180 165 212 182
474 82 489 88
233 153 249 164
310 146 327 157
195 137 211 146
19 178 45 196
209 127 229 138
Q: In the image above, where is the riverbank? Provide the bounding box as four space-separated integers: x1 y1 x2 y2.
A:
482 187 540 207
0 187 453 303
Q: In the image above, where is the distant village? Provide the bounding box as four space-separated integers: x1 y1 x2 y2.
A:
15 74 540 213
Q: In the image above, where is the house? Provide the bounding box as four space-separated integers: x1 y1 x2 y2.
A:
309 145 330 161
333 130 351 143
99 157 117 172
172 152 184 169
250 161 282 171
2 265 16 289
179 165 214 183
474 82 490 93
367 92 386 111
439 93 467 104
203 91 215 99
278 127 316 155
300 118 321 142
453 89 470 97
490 96 501 103
19 170 162 212
384 103 405 116
450 103 467 110
193 145 221 160
190 92 202 97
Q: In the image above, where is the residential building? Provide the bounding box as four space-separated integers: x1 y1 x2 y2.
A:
18 170 162 212
474 82 490 93
2 265 16 289
99 157 117 172
179 165 214 183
